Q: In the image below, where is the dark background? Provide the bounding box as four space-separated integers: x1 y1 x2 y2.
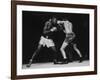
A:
22 11 89 64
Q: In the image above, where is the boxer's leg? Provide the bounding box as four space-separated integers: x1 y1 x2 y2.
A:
73 44 83 63
60 41 68 59
50 46 61 64
26 44 42 67
60 41 69 64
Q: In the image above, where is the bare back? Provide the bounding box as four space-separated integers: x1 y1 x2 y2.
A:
63 21 73 34
58 20 73 34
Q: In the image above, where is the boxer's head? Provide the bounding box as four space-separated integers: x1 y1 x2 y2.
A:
51 17 57 24
62 18 68 21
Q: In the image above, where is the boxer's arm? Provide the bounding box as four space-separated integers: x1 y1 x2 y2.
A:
57 21 64 24
50 27 57 32
57 21 65 31
43 22 51 34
